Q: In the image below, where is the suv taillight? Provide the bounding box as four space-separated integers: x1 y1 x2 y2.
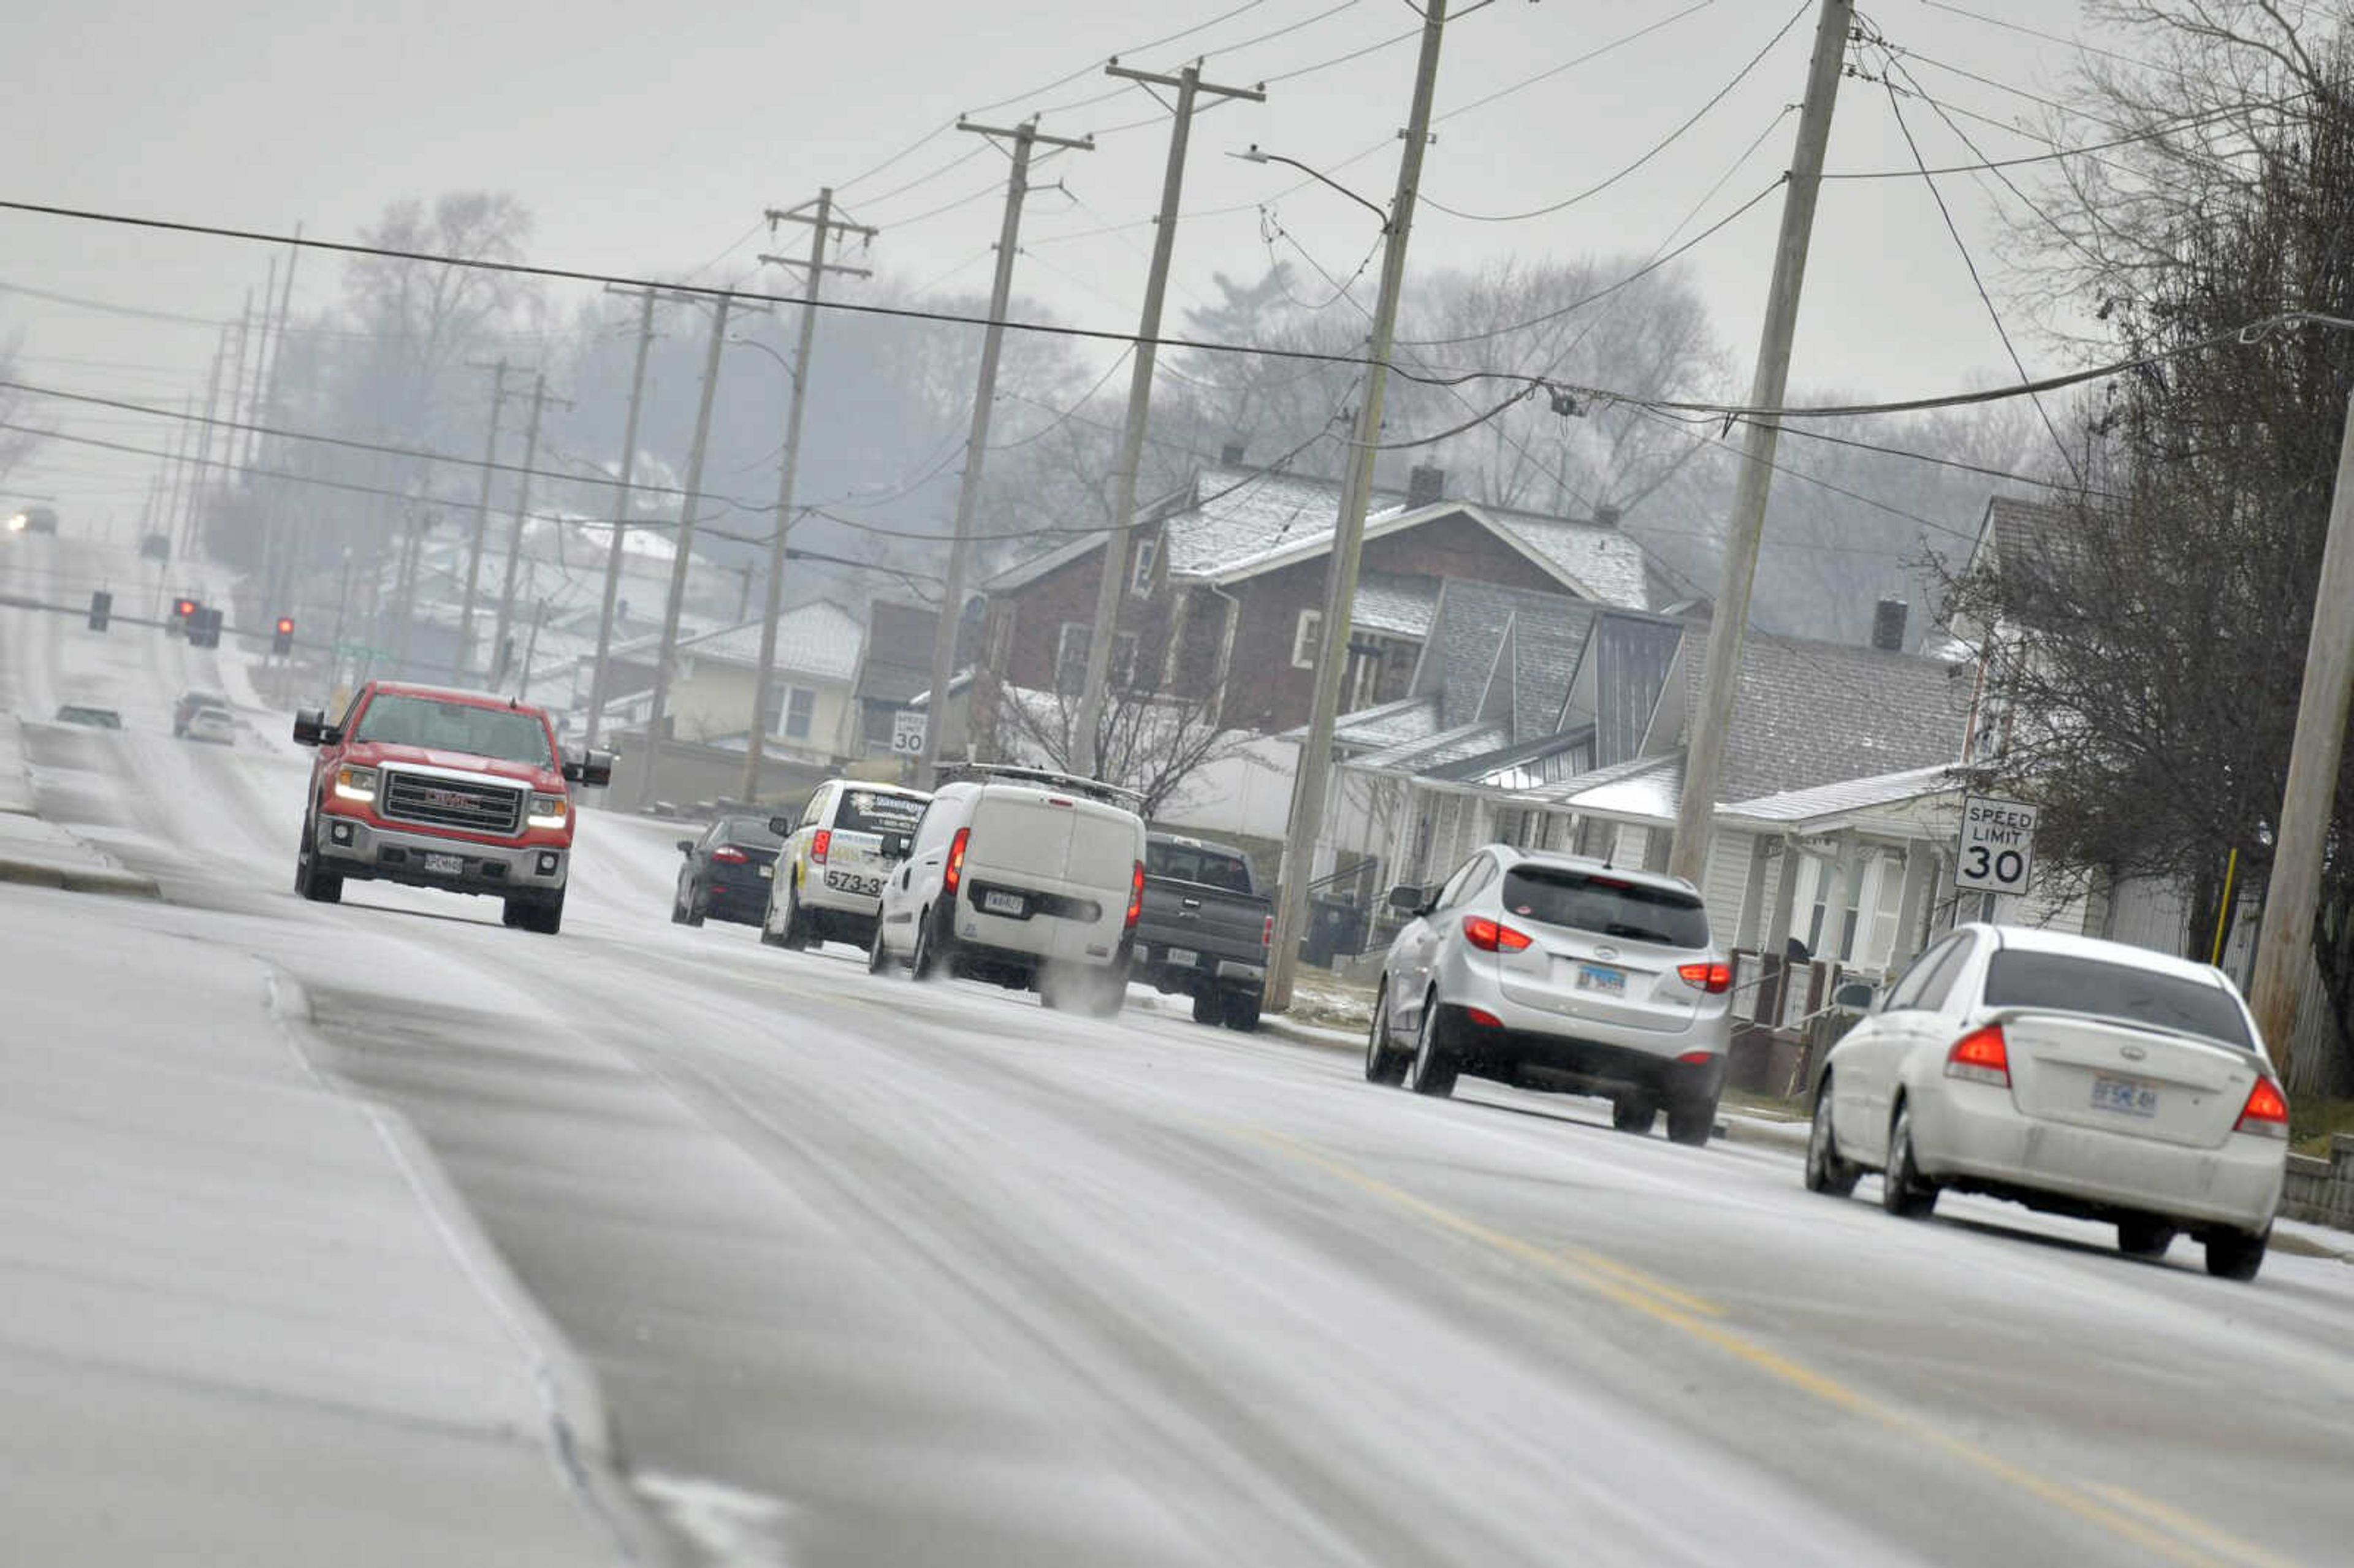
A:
1945 1024 2010 1087
1461 915 1531 953
2236 1076 2290 1138
1676 961 1734 994
944 827 969 894
810 828 831 863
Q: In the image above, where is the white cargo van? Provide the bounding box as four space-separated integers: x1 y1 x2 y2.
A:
869 767 1146 1016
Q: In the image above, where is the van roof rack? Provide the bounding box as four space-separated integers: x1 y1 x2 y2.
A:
946 763 1146 807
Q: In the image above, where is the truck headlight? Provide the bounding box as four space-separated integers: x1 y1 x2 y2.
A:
527 793 569 829
333 765 378 802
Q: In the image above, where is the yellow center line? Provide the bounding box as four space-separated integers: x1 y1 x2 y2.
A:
1250 1130 2301 1568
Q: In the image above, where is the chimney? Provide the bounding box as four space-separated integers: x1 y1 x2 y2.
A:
1406 464 1446 509
1872 597 1909 652
1592 503 1621 528
1219 440 1247 466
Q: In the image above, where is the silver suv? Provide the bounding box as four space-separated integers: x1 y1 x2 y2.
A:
1366 845 1733 1144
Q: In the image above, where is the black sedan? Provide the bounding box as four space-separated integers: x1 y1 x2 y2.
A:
672 816 784 927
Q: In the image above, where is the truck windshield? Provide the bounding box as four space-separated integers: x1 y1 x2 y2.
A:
354 695 552 766
1983 952 2253 1049
1501 867 1710 949
1147 841 1253 894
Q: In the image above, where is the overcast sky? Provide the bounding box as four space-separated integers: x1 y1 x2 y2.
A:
3 0 2143 526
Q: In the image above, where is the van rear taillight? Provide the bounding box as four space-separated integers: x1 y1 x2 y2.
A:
1126 861 1145 929
810 829 831 864
2236 1076 2290 1138
1676 961 1734 994
1944 1024 2010 1087
945 828 969 894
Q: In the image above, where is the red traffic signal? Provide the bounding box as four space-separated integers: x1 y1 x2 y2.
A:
173 597 197 619
272 616 296 656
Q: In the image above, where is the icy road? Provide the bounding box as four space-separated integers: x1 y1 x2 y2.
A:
6 531 2354 1568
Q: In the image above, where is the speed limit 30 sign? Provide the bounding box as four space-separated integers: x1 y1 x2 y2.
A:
1956 794 2038 896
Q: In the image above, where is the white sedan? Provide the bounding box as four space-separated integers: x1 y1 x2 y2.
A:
1804 923 2288 1281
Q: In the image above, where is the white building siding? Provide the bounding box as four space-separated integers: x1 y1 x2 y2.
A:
2104 873 2193 959
1701 831 1754 951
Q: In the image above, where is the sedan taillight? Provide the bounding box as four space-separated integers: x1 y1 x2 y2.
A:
2236 1076 2290 1138
1461 915 1532 953
710 845 750 866
1944 1024 2010 1087
1676 961 1734 994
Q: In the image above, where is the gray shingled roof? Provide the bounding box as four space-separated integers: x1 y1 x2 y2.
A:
1488 514 1655 611
1983 495 2081 580
1354 572 1441 638
1333 695 1444 748
1419 580 1596 736
1678 633 1973 803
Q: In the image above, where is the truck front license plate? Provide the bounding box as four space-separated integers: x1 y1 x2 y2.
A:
422 852 465 877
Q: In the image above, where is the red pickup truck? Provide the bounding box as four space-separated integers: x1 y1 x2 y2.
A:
291 681 612 934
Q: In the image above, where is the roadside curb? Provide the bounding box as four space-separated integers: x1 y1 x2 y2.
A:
261 965 683 1568
1264 1014 1362 1054
1718 1113 1810 1154
0 855 161 899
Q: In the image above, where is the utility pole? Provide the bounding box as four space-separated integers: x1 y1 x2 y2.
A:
391 508 431 679
223 297 254 481
453 359 517 682
245 259 275 469
2247 387 2354 1085
1666 0 1854 885
638 292 741 804
1073 62 1265 778
921 116 1094 785
587 287 660 748
256 228 303 608
181 329 228 556
741 188 876 803
490 372 569 688
1263 0 1450 1013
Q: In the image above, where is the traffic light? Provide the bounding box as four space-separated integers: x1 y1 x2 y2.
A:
272 616 295 656
190 607 223 649
172 597 199 635
87 590 112 633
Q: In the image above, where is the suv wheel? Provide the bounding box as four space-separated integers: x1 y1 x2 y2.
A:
1666 1094 1716 1147
1403 994 1458 1098
1610 1092 1656 1134
1365 981 1409 1086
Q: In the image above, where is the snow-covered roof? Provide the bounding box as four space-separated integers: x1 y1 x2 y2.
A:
1332 695 1444 749
1485 513 1655 612
674 601 865 682
1535 752 1685 824
1354 573 1441 639
1721 764 1968 828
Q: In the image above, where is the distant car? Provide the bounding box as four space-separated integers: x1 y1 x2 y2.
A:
869 766 1145 1016
7 506 58 535
1805 923 2288 1281
173 690 232 737
53 704 123 729
183 705 235 745
762 778 931 952
1367 847 1732 1145
672 816 785 927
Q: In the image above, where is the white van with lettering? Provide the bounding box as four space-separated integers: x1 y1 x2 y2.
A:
869 767 1146 1016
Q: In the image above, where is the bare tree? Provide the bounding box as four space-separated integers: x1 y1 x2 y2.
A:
0 334 45 487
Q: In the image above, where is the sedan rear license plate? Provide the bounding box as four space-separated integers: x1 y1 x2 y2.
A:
2090 1073 2160 1117
1575 963 1625 996
758 865 773 878
1167 947 1199 969
983 890 1026 916
422 852 465 877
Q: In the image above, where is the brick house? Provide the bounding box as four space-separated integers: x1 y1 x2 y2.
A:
978 459 1670 737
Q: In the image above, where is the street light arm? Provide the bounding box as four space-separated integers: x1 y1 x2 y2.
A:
1228 146 1392 232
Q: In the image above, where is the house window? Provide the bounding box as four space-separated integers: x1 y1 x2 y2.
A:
769 684 816 741
1292 609 1324 671
1129 533 1159 596
1055 623 1139 693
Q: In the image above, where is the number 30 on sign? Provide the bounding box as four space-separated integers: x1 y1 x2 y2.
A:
1956 794 2038 896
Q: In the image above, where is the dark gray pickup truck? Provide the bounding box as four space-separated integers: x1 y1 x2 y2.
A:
1132 833 1273 1032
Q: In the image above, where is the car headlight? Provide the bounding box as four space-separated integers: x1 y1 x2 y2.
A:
333 765 378 802
527 793 569 829
5 514 25 533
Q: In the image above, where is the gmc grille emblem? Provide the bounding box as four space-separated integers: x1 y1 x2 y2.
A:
419 787 474 807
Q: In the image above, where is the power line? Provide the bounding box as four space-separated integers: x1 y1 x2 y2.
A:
1419 0 1810 224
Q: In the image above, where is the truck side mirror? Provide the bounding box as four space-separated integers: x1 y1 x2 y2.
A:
768 815 794 837
1385 884 1426 916
562 749 616 788
292 708 332 747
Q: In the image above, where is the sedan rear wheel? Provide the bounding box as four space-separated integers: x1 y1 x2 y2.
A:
2204 1225 2269 1282
1881 1103 1938 1219
1403 995 1458 1098
1365 982 1408 1086
1804 1078 1861 1197
2117 1217 2177 1259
